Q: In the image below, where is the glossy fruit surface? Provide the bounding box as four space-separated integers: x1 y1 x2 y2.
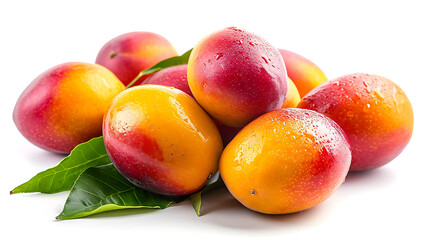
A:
220 108 351 214
142 64 239 146
188 27 287 127
103 85 223 195
299 73 413 171
13 62 125 153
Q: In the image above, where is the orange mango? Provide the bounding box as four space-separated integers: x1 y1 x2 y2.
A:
103 85 223 195
13 62 125 153
299 73 413 171
220 108 351 214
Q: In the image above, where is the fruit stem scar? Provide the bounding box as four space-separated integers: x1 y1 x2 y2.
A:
250 189 256 195
109 51 117 59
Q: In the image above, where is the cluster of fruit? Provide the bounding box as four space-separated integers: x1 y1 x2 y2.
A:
13 27 413 215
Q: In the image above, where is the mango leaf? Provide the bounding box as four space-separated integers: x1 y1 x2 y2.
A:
191 171 224 216
125 48 193 88
57 164 177 219
11 136 110 194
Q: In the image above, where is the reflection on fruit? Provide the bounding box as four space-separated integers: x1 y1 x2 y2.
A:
13 62 125 154
299 73 413 171
142 64 240 146
220 108 351 214
278 49 327 97
103 85 223 195
188 27 287 127
96 32 178 86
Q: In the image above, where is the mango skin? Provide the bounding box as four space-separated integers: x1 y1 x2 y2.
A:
142 64 239 146
278 49 327 97
282 77 301 108
96 32 178 86
220 108 351 214
143 64 192 97
214 120 242 147
298 73 414 171
103 85 223 195
188 27 288 127
13 62 125 154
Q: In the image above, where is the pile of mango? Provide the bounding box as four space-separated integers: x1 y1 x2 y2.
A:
13 27 413 214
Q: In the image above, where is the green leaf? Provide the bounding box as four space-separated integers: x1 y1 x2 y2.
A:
57 164 175 219
11 136 110 194
125 48 193 88
191 171 224 216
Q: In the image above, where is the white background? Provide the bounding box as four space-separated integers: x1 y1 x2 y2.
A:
1 0 427 239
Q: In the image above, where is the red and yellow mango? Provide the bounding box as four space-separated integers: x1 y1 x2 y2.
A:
299 73 413 171
220 108 351 214
188 27 288 127
96 32 178 86
13 62 125 154
103 85 223 195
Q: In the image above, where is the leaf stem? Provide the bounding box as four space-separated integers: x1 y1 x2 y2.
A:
125 48 193 89
125 72 144 89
